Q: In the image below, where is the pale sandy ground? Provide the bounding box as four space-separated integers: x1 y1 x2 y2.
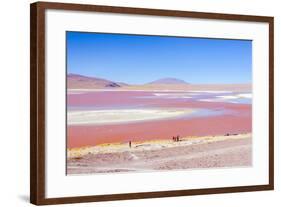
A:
67 133 252 174
68 83 251 92
68 84 249 92
123 83 251 92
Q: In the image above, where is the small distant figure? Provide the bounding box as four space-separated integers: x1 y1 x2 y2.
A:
172 135 180 142
129 141 132 148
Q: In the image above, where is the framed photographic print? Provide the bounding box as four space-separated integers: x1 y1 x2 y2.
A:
30 1 274 205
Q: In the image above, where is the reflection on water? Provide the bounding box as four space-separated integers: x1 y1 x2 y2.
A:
199 93 252 104
133 91 252 104
229 98 251 104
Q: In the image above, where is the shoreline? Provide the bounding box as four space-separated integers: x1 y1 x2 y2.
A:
67 133 249 159
68 133 251 158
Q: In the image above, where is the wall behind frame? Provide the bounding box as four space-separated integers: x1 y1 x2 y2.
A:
0 0 279 206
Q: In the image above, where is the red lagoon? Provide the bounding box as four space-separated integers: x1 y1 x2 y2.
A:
67 91 252 148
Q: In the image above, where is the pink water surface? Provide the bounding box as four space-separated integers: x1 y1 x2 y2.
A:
67 91 252 148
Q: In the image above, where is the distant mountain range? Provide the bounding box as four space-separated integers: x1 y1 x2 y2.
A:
67 73 252 92
67 74 189 89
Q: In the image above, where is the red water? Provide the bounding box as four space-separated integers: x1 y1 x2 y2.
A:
67 91 252 148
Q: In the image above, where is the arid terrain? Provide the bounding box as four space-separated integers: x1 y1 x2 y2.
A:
67 133 251 174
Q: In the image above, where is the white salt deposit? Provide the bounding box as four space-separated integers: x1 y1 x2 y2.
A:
68 108 196 125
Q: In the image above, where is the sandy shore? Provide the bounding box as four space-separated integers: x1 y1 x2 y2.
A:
67 133 251 175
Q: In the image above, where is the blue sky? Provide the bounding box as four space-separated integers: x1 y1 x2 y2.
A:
66 31 252 84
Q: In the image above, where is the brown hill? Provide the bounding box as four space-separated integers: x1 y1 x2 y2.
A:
67 74 128 89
